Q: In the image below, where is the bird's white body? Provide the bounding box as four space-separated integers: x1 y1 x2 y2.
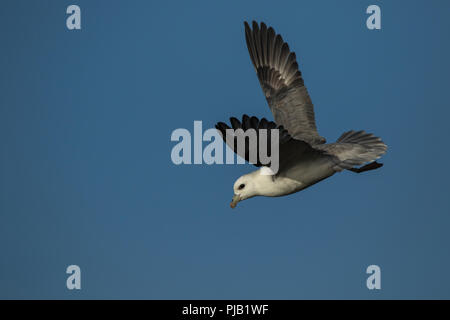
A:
231 156 336 207
235 168 303 199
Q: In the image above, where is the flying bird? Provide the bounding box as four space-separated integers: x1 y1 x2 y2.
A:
216 21 387 208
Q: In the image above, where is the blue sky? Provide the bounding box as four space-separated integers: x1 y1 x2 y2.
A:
1 0 450 299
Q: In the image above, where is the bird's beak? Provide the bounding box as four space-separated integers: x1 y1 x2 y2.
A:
230 194 241 209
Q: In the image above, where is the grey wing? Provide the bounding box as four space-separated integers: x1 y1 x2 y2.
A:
244 21 326 146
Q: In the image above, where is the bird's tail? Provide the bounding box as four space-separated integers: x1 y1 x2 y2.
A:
318 130 387 172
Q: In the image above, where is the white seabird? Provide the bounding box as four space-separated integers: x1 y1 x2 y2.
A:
216 21 387 208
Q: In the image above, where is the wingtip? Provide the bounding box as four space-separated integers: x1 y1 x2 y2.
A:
245 21 268 29
215 122 230 131
229 117 242 130
252 20 259 31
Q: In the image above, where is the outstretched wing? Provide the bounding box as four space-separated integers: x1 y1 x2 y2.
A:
244 21 326 146
215 114 310 167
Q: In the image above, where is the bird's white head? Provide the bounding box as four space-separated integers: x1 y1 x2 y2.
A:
230 167 276 208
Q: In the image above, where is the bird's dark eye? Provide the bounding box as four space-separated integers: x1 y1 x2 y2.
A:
238 184 245 190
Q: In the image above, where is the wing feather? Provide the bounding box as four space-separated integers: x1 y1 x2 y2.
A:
244 21 326 145
215 115 293 167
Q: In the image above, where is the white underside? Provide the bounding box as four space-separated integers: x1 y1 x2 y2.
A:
250 167 303 197
260 175 303 197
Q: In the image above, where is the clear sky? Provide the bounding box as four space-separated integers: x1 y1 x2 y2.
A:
1 0 450 299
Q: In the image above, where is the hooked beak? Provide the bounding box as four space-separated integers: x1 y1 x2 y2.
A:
230 194 241 209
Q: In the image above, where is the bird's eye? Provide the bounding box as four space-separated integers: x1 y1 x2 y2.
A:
238 184 245 190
